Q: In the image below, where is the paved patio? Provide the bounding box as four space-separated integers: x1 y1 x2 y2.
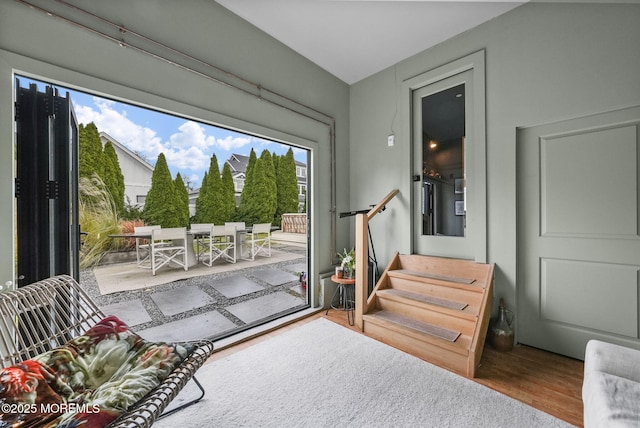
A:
79 239 308 343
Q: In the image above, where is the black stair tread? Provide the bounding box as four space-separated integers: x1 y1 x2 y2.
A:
368 310 461 343
391 269 476 285
379 288 468 310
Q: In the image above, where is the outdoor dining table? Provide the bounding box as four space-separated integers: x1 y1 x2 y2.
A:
109 226 255 269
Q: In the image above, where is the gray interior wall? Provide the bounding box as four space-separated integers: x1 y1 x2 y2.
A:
0 0 350 286
349 2 640 310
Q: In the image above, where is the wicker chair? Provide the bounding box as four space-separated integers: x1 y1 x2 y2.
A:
0 275 214 428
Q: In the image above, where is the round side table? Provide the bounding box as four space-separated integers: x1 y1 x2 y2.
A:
326 274 356 325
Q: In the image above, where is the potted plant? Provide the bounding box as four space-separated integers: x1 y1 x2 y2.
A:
338 248 355 279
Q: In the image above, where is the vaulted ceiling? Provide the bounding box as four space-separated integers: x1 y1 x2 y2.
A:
215 0 527 84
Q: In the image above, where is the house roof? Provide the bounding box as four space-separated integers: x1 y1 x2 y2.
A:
227 153 250 173
99 132 154 171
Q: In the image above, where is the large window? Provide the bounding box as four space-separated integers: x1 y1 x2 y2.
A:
16 75 312 342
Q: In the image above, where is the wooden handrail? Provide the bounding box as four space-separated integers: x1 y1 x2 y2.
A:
354 189 400 330
366 189 399 220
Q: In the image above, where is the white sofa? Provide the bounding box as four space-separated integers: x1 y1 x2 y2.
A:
583 340 640 427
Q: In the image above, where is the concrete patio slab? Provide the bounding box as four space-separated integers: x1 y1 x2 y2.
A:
226 292 305 324
101 299 152 326
284 262 308 275
94 249 304 295
209 275 263 298
138 311 237 342
150 285 216 317
289 284 306 296
251 268 299 286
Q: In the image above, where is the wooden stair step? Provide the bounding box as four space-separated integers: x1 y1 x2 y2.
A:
367 310 461 343
388 269 484 293
378 288 468 310
393 268 475 284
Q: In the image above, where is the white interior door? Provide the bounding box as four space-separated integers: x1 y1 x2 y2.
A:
517 105 640 359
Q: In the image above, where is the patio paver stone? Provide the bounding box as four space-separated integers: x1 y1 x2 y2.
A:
150 285 216 317
209 275 263 298
251 268 299 286
101 299 152 327
284 262 307 275
226 291 305 324
138 311 237 342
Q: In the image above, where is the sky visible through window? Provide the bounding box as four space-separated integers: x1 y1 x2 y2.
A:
18 76 308 190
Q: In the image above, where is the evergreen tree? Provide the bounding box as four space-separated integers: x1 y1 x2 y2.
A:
238 149 258 223
196 155 223 223
245 148 257 182
261 150 278 221
209 154 225 224
275 148 300 223
195 171 208 223
174 173 190 227
220 163 236 222
247 150 277 224
102 141 125 216
272 152 280 178
142 153 179 226
78 122 103 179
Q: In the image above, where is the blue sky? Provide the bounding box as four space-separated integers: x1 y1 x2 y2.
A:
19 77 308 189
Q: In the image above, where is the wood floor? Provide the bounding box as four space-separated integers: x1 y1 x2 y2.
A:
211 310 584 427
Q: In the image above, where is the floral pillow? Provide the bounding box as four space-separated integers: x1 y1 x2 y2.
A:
0 315 194 428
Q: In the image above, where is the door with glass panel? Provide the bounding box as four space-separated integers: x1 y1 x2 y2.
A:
412 70 474 259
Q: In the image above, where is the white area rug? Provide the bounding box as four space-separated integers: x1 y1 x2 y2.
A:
93 249 303 294
155 318 575 428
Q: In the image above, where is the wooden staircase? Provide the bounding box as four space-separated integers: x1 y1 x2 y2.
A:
351 189 494 377
360 253 494 377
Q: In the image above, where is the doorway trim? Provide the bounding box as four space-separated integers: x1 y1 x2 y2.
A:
402 50 487 263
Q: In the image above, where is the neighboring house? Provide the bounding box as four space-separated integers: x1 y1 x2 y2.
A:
99 132 154 210
188 189 198 218
226 153 248 206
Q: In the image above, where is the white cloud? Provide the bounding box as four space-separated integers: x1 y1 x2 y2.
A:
163 121 215 171
163 145 209 171
75 97 164 159
169 121 216 150
215 135 253 151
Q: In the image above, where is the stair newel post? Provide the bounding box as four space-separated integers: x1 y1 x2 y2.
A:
355 213 369 330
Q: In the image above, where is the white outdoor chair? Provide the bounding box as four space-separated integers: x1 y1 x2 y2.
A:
150 227 189 276
224 222 246 231
245 223 272 260
201 225 236 266
190 224 236 265
190 223 214 261
134 224 161 268
225 222 247 258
